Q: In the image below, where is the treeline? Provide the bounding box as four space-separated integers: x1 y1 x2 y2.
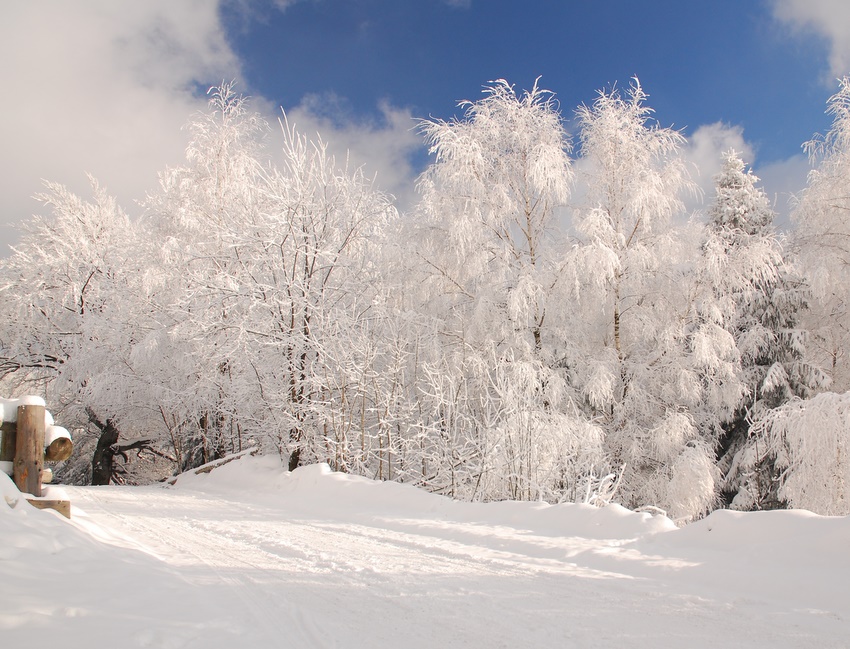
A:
2 79 849 521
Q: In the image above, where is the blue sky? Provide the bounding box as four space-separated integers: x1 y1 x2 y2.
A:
225 0 828 164
2 1 849 249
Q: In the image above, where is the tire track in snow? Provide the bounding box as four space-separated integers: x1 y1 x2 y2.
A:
69 487 334 648
67 483 654 647
62 483 846 649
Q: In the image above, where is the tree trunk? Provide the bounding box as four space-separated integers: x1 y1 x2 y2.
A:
288 446 301 472
87 408 120 486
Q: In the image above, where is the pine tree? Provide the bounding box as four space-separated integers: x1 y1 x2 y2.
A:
702 151 827 509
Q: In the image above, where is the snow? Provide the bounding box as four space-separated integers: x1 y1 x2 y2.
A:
13 395 46 409
2 456 848 648
1 396 56 426
44 425 71 446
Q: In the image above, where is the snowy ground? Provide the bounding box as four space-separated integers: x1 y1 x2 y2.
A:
2 456 849 648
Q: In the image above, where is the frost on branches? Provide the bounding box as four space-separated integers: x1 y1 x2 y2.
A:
570 79 717 522
795 76 850 393
699 151 827 510
413 79 603 502
746 391 850 515
2 77 849 519
0 179 165 484
145 83 399 473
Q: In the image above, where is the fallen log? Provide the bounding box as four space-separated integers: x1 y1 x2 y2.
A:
167 447 259 485
44 425 73 462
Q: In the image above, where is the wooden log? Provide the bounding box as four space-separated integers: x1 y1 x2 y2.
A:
26 498 71 519
44 436 74 462
166 447 259 485
14 404 45 497
193 447 259 475
0 421 16 463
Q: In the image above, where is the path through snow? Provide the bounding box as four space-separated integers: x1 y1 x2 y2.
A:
2 458 849 648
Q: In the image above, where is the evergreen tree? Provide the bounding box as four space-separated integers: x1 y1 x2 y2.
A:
701 151 827 509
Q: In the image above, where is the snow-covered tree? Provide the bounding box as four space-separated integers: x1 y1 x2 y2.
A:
417 78 572 356
413 79 603 501
138 83 272 469
794 76 850 393
145 83 398 472
699 151 827 509
0 180 165 483
747 391 850 515
570 78 721 522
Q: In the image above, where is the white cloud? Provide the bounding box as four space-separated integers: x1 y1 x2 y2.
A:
681 121 809 228
0 1 426 254
0 1 240 251
682 122 755 216
283 95 424 212
754 154 811 229
772 0 850 78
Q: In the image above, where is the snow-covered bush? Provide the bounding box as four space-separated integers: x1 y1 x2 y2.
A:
739 391 850 515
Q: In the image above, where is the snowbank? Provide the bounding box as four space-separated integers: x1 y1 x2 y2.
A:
173 457 677 540
2 456 848 648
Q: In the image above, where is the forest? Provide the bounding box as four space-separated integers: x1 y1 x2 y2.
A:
1 77 848 523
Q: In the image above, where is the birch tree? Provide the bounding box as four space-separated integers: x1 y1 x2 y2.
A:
414 79 603 501
794 76 850 393
571 79 719 521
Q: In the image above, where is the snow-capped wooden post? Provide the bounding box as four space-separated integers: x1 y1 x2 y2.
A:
14 402 46 497
1 397 73 518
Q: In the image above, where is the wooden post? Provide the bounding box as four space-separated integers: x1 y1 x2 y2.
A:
0 421 16 464
14 404 45 497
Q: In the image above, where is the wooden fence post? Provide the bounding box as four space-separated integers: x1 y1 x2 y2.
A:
14 403 45 497
0 420 15 464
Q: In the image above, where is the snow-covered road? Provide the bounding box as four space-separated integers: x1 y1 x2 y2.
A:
3 458 849 648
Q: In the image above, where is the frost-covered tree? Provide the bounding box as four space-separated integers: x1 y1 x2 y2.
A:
417 78 572 356
413 79 603 501
794 76 850 393
699 151 827 509
0 180 165 483
747 391 850 515
145 83 398 472
139 83 272 469
570 78 722 522
0 84 410 484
